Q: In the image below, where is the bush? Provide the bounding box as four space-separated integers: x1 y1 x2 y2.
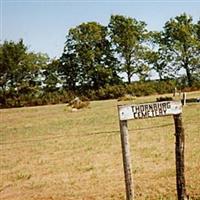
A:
1 79 199 109
97 85 126 99
156 96 174 102
126 82 156 96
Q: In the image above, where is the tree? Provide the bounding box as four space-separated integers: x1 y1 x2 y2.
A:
43 59 61 93
59 51 81 91
162 13 200 86
0 39 49 106
61 22 121 90
0 39 27 93
194 19 200 81
22 52 49 91
146 31 174 81
108 15 148 83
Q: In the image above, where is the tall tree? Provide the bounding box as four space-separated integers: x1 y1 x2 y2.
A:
146 31 174 81
43 59 61 92
59 51 81 91
60 22 121 90
108 15 148 83
0 39 49 106
162 13 200 86
0 39 27 92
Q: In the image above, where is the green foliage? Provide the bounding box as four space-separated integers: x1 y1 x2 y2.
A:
1 13 200 109
43 59 61 92
1 90 76 108
80 80 177 101
59 52 80 90
0 39 27 92
0 39 49 107
108 14 149 83
162 13 200 86
97 84 126 99
146 31 174 80
60 22 121 90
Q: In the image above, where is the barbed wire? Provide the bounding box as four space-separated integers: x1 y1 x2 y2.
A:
0 121 199 146
1 102 199 198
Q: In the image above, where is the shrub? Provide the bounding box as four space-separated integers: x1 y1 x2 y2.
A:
156 96 174 102
95 85 125 100
1 79 199 109
126 82 156 97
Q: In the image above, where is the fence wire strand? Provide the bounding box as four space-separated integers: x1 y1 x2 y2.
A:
0 120 199 146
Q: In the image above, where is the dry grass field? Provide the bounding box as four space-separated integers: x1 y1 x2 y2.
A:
0 91 200 200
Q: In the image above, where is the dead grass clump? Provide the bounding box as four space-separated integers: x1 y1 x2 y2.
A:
69 97 90 110
118 94 136 101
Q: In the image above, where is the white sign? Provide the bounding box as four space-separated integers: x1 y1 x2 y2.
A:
118 101 182 121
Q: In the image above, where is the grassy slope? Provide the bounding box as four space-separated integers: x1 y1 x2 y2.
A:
0 91 200 200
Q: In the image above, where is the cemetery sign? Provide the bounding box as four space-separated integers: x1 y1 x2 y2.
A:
118 101 182 121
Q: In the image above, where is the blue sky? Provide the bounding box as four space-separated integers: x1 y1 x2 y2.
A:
1 0 200 59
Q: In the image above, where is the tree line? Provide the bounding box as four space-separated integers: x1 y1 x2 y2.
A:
0 13 200 108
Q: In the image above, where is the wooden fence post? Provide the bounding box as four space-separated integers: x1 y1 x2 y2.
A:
119 120 134 200
173 87 177 97
118 102 183 199
173 114 188 200
182 93 187 106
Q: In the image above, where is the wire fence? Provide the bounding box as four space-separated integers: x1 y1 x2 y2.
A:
1 117 200 199
1 120 199 146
